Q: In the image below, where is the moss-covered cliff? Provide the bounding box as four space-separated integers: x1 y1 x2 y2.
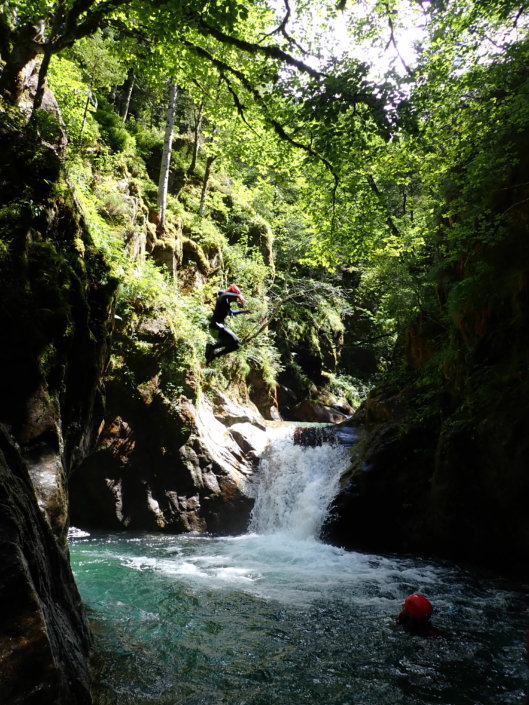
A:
0 109 115 703
325 111 529 573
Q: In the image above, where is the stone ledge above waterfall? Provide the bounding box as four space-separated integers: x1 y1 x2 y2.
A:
210 389 267 430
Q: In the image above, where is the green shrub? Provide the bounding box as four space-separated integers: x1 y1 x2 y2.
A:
127 119 164 160
95 102 136 153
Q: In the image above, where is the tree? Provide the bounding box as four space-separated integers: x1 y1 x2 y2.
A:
120 67 135 122
198 153 218 217
72 30 127 143
157 79 178 236
0 0 320 106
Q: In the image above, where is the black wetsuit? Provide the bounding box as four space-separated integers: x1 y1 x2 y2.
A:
207 291 246 360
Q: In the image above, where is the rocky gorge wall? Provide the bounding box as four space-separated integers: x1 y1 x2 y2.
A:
69 388 270 535
0 426 93 705
0 110 114 703
325 125 529 575
325 373 529 575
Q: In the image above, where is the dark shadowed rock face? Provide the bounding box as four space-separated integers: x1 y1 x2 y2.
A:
323 403 437 556
429 393 529 572
0 427 92 705
324 383 529 573
0 114 116 704
69 391 269 536
0 115 115 546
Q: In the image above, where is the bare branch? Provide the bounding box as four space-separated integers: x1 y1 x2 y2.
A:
384 3 413 77
473 29 507 51
196 18 323 80
219 73 259 134
501 196 529 216
259 0 308 56
366 174 401 238
241 285 338 344
513 6 525 27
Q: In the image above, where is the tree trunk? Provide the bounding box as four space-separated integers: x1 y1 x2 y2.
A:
187 101 204 176
78 75 94 146
32 5 65 113
0 23 46 104
120 69 134 123
174 101 204 202
199 154 218 217
0 12 12 61
157 80 178 237
32 42 53 112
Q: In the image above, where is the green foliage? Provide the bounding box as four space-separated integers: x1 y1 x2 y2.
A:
127 119 164 160
95 99 136 153
326 372 371 408
8 0 529 421
71 30 127 92
223 243 270 292
48 56 100 146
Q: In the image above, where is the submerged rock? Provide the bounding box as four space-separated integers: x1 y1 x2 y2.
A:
292 424 358 448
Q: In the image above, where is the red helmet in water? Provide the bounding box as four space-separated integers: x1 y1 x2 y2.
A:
226 285 242 296
405 594 433 623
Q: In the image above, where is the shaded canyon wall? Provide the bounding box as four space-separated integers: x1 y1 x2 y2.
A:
0 112 115 703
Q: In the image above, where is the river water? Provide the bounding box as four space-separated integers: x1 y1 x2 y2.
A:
69 428 529 704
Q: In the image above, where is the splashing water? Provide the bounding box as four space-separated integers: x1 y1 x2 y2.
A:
69 425 529 705
249 426 351 538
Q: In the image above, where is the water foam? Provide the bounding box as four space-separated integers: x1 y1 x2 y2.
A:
249 426 351 539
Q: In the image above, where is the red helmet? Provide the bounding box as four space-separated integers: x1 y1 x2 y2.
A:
226 285 242 295
404 594 433 623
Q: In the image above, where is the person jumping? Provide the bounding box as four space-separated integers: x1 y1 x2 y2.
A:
205 285 250 364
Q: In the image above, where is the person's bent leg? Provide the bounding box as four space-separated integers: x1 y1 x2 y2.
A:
212 329 240 359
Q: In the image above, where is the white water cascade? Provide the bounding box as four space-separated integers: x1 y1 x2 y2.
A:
249 426 352 540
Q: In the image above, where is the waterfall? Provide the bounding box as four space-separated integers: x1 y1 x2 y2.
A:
248 426 352 539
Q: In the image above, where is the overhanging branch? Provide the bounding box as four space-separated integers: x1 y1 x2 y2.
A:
219 73 259 134
384 3 413 77
259 0 308 56
366 174 401 238
55 0 133 51
197 17 323 80
182 38 338 187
